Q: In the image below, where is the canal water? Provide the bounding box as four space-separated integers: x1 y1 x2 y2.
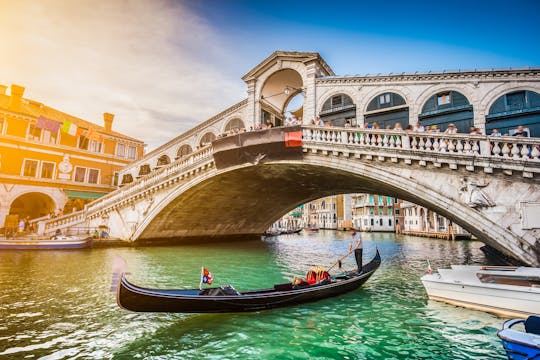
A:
0 231 507 359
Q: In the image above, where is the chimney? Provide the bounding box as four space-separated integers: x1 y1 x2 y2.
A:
9 84 25 111
0 85 7 95
103 112 114 133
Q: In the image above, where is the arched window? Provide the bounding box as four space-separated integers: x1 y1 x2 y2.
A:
138 164 151 176
365 92 409 129
199 132 216 147
486 90 540 137
224 118 245 133
419 91 473 133
319 93 356 127
156 155 170 167
176 144 192 159
121 174 133 185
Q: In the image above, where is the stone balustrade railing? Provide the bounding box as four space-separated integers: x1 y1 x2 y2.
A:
86 146 214 217
35 210 87 235
302 126 540 165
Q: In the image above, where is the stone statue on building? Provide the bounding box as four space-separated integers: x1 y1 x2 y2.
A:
459 177 495 208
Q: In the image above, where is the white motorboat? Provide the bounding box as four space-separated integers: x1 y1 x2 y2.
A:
421 265 540 318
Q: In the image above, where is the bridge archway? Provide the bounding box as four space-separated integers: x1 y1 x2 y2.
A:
131 157 537 265
365 92 408 129
485 89 540 136
223 118 245 134
319 92 356 127
176 144 193 160
260 69 304 126
199 132 216 148
419 91 473 133
9 192 56 220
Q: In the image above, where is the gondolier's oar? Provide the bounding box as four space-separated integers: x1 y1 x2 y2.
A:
326 237 362 272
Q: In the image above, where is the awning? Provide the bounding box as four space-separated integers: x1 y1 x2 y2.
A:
64 190 107 200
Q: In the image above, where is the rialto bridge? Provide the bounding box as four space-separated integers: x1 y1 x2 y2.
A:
36 51 540 266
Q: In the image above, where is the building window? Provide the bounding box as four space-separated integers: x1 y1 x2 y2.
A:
370 218 374 226
506 91 526 110
89 140 103 153
389 219 392 226
22 159 38 177
28 124 42 142
41 129 58 145
387 196 393 205
387 208 393 216
41 162 55 179
116 143 126 157
437 93 451 106
395 209 400 215
78 135 90 150
379 93 391 105
128 146 137 160
113 172 119 186
378 195 383 204
379 219 383 226
331 95 343 107
74 167 86 182
88 169 100 184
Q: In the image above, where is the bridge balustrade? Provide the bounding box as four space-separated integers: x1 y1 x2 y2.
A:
302 126 540 162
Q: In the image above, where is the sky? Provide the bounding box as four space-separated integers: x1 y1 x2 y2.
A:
0 0 539 151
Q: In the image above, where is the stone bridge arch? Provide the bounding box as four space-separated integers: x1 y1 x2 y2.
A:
129 157 538 266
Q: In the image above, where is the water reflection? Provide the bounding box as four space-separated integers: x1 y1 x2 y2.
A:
0 231 505 359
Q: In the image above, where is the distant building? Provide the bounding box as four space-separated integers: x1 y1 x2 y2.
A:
352 194 395 232
401 201 470 238
0 84 145 228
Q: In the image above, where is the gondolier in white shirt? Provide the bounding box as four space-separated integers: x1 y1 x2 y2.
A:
352 231 363 271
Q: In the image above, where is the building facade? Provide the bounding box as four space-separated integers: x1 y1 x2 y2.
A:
351 194 396 232
0 84 145 228
401 201 469 237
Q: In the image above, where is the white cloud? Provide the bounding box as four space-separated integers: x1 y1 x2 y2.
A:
0 0 245 151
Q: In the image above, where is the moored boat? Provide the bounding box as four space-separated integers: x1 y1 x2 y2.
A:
421 265 540 318
497 315 540 360
0 235 93 250
115 248 381 313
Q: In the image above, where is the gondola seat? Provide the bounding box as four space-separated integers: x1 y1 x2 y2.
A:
525 315 540 335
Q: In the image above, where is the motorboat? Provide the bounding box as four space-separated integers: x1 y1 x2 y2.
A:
497 315 540 359
421 265 540 318
0 235 92 250
115 249 381 313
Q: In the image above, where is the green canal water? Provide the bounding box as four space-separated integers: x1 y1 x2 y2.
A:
0 231 507 359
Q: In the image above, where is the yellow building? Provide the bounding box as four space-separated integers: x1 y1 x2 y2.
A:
0 84 145 228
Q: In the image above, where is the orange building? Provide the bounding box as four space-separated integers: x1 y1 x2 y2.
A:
0 84 145 229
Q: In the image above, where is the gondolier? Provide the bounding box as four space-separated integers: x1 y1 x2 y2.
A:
353 231 363 271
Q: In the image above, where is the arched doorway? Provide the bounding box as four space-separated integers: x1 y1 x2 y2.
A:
260 69 304 127
486 90 540 136
156 155 171 167
199 133 216 147
224 119 245 134
9 192 56 220
320 93 356 127
365 92 408 129
419 91 473 133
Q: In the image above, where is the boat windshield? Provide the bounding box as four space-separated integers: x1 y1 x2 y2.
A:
477 273 540 287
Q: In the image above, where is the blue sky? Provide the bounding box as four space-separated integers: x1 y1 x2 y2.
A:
1 0 538 150
186 0 540 75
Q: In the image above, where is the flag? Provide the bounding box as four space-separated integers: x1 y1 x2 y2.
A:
61 121 78 136
36 115 61 133
426 259 433 275
199 267 213 289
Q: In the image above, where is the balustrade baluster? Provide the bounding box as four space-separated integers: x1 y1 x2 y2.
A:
383 135 389 147
492 142 501 156
520 144 530 159
472 141 480 155
411 136 418 150
531 144 540 160
511 143 520 159
418 137 425 151
396 135 403 148
433 138 440 151
389 135 395 148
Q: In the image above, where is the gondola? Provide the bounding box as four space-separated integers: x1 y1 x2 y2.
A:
115 248 381 313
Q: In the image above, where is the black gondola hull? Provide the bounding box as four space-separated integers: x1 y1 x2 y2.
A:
117 249 381 313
